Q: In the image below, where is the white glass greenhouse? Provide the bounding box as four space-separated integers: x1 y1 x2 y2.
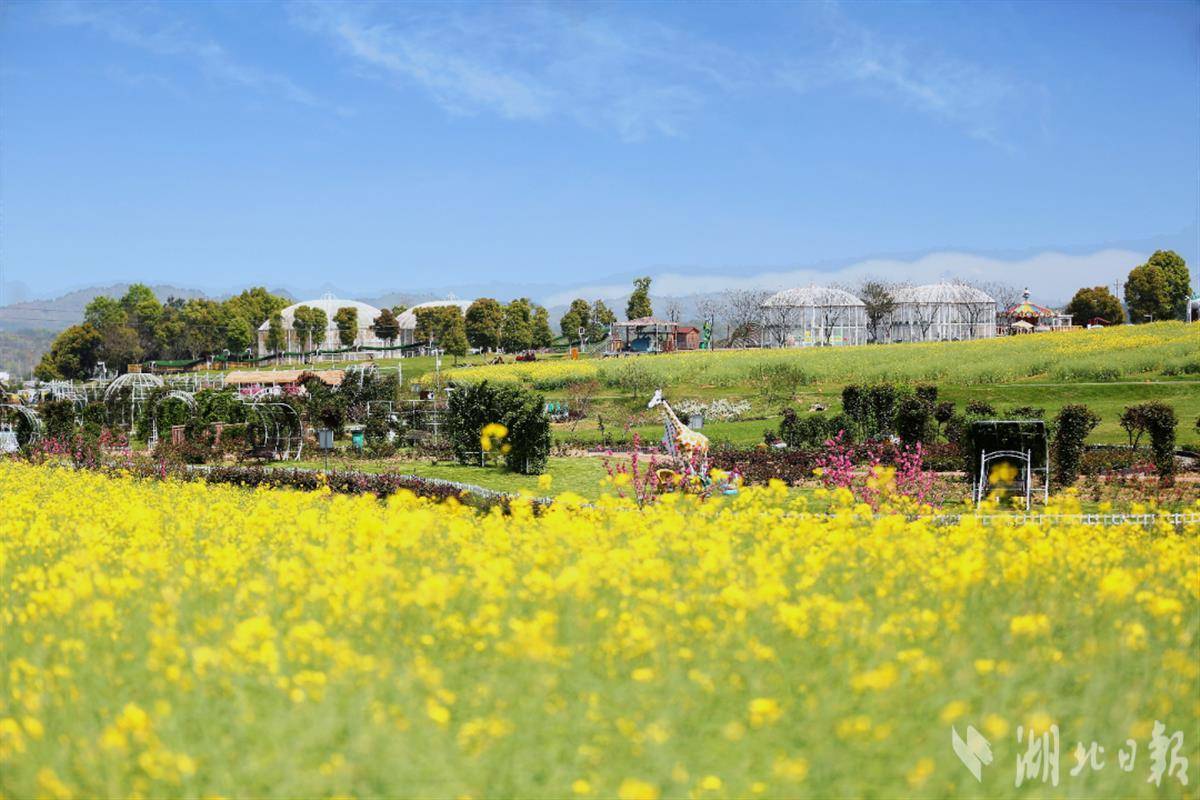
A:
889 283 996 343
760 286 867 347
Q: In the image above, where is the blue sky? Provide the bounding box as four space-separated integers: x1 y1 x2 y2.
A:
1 0 1197 303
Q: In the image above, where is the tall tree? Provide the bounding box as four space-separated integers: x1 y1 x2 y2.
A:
307 307 328 349
1065 286 1124 325
441 318 469 361
291 305 326 352
265 311 286 355
465 298 505 351
371 308 400 347
1125 263 1173 322
333 307 359 347
589 300 616 342
224 287 288 330
626 277 653 319
531 305 554 348
501 299 534 351
84 295 127 330
1143 250 1191 319
414 306 466 352
120 284 162 356
559 299 592 338
34 324 102 380
181 299 227 357
859 280 897 343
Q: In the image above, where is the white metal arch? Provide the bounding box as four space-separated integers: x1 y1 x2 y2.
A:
0 404 44 452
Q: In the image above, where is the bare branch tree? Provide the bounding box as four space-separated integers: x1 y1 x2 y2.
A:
858 279 897 344
694 295 724 345
722 289 770 347
762 303 798 347
663 298 683 324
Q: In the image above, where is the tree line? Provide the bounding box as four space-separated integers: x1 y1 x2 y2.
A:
35 285 290 380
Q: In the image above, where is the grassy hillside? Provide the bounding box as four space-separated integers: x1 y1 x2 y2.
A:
449 322 1198 389
442 324 1200 447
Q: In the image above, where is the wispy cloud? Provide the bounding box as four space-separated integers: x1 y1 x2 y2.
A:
46 1 326 108
293 2 747 140
296 1 1036 146
776 4 1038 147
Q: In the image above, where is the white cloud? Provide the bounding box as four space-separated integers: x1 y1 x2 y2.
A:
542 249 1144 307
775 4 1036 147
293 2 747 140
47 1 326 108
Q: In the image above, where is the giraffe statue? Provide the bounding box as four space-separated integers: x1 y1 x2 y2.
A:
648 389 709 464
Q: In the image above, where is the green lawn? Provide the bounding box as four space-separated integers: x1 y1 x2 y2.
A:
280 455 613 498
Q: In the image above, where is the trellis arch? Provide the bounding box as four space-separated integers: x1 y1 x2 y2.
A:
0 404 45 452
147 390 198 446
247 401 305 461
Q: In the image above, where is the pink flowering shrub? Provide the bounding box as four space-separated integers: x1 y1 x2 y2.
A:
814 431 937 508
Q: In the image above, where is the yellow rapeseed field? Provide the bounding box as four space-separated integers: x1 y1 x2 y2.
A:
2 461 1198 798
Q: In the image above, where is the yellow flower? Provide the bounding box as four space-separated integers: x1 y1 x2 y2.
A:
748 697 782 727
1009 613 1050 637
1099 568 1137 600
906 757 935 788
939 700 969 724
617 778 660 800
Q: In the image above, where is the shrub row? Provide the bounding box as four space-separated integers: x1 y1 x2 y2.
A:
711 442 962 486
114 462 535 512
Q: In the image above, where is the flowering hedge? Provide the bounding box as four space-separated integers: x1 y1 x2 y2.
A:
711 442 962 486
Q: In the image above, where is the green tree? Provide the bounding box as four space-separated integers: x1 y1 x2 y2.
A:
180 299 228 357
291 305 325 352
83 294 143 367
154 300 189 359
224 287 288 331
626 277 653 320
371 308 400 347
34 324 102 380
100 324 143 369
589 300 616 342
1065 286 1124 325
465 298 504 351
120 284 162 356
414 306 464 348
501 299 534 352
441 318 469 361
265 311 286 355
531 305 554 348
307 307 328 349
333 307 359 347
1125 262 1172 322
84 295 127 330
1144 250 1191 319
559 299 592 338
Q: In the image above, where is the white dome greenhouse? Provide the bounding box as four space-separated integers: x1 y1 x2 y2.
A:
761 286 867 347
889 282 996 343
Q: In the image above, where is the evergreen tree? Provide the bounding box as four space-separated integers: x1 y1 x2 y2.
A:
626 277 653 319
334 307 359 347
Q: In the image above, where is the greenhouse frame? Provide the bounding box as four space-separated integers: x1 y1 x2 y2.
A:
888 283 997 343
760 287 868 347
